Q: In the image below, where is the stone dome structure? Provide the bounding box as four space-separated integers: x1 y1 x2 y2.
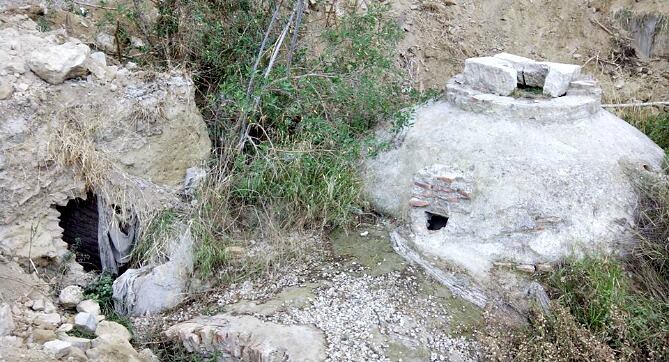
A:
365 54 663 303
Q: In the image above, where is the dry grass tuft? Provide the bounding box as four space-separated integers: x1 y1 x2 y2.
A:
480 303 616 362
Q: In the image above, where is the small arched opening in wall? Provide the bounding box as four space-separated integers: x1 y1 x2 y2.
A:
426 211 449 231
55 192 101 271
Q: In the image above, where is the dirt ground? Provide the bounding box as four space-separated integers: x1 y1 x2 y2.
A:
133 225 484 361
304 0 668 103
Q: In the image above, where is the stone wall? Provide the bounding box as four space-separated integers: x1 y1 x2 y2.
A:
0 14 211 265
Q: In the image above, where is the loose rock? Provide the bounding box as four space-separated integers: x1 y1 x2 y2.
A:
43 339 72 358
59 286 85 308
74 312 97 334
76 299 101 316
95 320 131 341
28 42 90 85
33 312 61 329
0 303 15 336
463 56 517 96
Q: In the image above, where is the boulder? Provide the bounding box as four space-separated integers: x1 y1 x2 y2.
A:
365 58 663 298
165 314 326 362
59 286 84 308
74 312 97 333
33 313 61 329
463 56 517 96
86 335 141 362
43 339 72 358
113 228 193 316
0 303 15 336
28 42 90 85
542 62 582 97
95 320 131 341
76 299 101 316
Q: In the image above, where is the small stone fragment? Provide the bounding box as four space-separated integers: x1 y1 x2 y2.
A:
66 347 89 362
32 328 57 343
33 312 61 329
95 320 131 341
409 198 430 207
59 285 85 308
77 299 101 316
139 348 160 362
57 323 74 333
515 264 536 273
74 312 98 333
95 33 116 54
536 263 554 273
0 78 13 100
59 334 92 350
542 62 582 97
43 339 72 358
0 303 15 336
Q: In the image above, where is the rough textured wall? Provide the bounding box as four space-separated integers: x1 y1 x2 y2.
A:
0 14 211 264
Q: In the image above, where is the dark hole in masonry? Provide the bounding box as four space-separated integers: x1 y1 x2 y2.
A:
55 192 101 271
426 211 449 231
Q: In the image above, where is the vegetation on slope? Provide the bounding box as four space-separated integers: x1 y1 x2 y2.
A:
483 110 669 362
105 0 425 278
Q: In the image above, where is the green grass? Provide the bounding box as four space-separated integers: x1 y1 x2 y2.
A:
624 111 669 150
545 257 669 359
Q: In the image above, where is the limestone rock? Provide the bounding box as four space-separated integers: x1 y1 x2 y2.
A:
32 328 57 344
28 42 90 85
85 51 110 80
74 312 97 333
0 78 13 99
113 228 193 316
66 347 89 362
59 334 92 350
86 335 140 362
0 303 15 336
33 313 61 329
0 15 211 267
463 56 517 96
0 335 23 348
31 298 55 312
59 286 84 308
543 62 582 97
76 300 101 316
43 339 72 358
95 320 131 341
165 314 326 362
494 52 548 87
57 323 74 333
95 33 116 54
138 348 159 362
